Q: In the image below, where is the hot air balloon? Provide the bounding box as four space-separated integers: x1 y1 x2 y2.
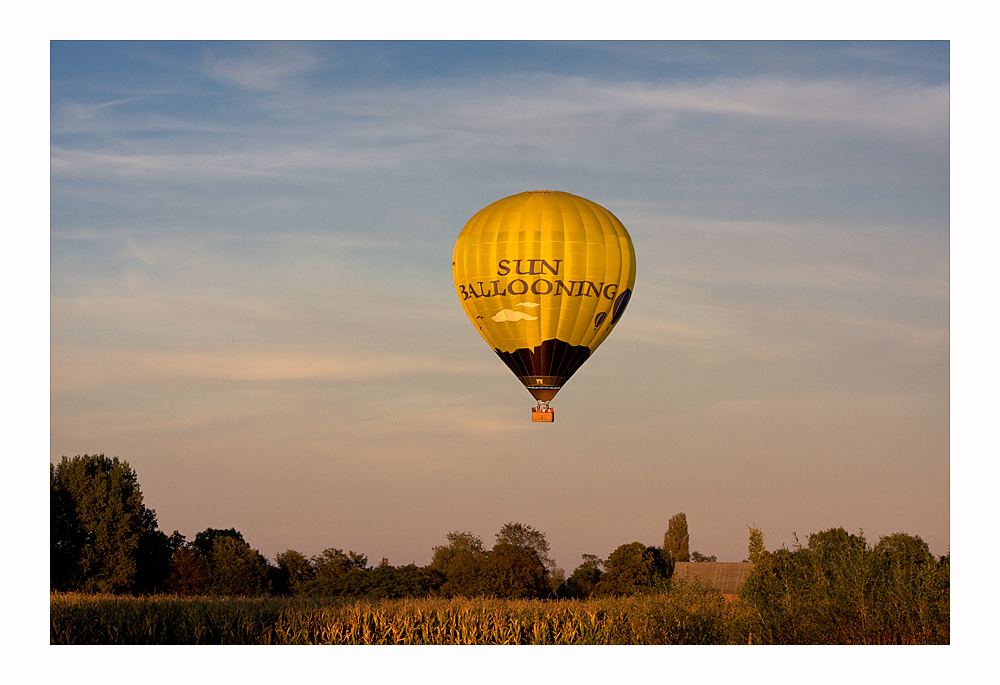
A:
452 190 636 422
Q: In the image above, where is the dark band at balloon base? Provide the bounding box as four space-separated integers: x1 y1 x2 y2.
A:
493 338 591 401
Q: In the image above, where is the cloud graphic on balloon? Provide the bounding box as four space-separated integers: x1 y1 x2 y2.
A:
516 302 541 308
492 309 538 322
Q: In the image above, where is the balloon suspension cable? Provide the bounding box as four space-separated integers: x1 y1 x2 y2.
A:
535 400 550 412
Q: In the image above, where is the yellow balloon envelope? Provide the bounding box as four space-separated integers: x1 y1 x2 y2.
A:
452 191 636 414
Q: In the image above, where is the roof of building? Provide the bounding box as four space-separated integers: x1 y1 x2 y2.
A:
672 562 755 595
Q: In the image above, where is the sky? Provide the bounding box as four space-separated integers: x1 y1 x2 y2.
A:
48 40 950 572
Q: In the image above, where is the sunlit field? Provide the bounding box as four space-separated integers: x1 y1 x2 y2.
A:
51 567 948 646
50 587 732 645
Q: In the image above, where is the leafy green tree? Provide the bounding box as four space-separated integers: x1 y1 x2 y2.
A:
691 551 717 562
748 526 766 563
874 532 933 571
193 528 246 559
366 563 433 599
484 522 553 599
738 527 949 644
596 542 668 596
428 531 487 597
547 567 566 596
207 536 269 596
167 546 209 595
562 554 603 598
494 522 555 572
49 454 162 593
50 464 86 591
313 548 368 576
484 543 548 599
182 527 271 596
664 512 690 564
274 549 316 595
299 548 369 596
807 527 867 557
133 528 184 594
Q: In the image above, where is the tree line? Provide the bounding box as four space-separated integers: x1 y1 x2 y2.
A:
51 454 946 607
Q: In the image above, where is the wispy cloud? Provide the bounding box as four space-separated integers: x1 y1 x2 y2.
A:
203 43 320 91
49 145 388 181
617 77 949 140
50 74 948 185
51 346 497 391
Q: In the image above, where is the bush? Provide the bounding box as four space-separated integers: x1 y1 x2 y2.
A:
734 528 949 644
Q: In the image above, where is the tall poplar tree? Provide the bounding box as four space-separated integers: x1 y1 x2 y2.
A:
664 512 691 563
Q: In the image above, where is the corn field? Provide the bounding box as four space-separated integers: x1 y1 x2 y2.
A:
51 585 733 645
51 555 948 646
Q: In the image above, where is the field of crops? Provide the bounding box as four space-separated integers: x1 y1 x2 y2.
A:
51 586 734 645
50 568 949 646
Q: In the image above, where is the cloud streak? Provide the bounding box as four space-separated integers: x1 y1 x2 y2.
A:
51 75 948 182
203 42 321 91
51 346 498 390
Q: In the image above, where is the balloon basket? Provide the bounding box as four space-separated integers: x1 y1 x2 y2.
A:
531 403 555 422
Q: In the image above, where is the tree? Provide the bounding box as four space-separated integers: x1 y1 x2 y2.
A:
596 542 668 596
50 454 162 593
748 526 766 564
486 522 553 599
737 527 949 644
167 547 209 595
664 512 690 564
562 554 603 598
275 549 316 595
807 527 867 558
133 527 184 594
299 548 369 596
367 563 433 599
313 548 368 576
494 522 555 572
547 567 566 596
183 527 272 596
193 527 247 559
691 551 717 562
428 531 487 597
484 543 548 599
50 464 86 591
207 536 270 596
874 533 933 571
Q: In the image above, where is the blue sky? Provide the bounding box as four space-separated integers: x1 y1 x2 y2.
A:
49 40 950 571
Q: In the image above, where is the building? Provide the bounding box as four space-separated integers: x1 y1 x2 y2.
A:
672 562 754 599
